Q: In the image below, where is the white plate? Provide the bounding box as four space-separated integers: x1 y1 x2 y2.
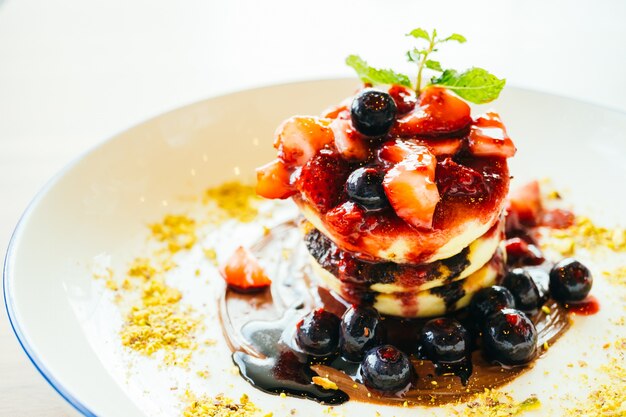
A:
4 79 626 416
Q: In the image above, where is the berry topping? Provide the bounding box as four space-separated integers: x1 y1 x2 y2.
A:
360 345 412 393
482 308 538 365
388 85 417 115
391 86 471 137
274 116 334 167
330 119 370 161
219 246 271 292
501 268 542 312
469 286 516 323
324 201 366 238
346 167 389 212
295 309 341 358
339 306 385 361
296 149 351 213
350 89 398 137
419 318 470 363
507 180 543 227
436 157 488 198
504 237 545 267
549 258 593 302
255 159 295 199
380 141 440 229
468 112 516 158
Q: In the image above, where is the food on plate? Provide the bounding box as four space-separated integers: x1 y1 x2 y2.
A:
219 27 600 407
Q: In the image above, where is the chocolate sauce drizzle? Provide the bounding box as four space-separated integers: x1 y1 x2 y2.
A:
218 221 571 406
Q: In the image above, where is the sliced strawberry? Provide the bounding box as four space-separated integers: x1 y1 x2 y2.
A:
379 139 421 163
325 201 366 238
415 138 462 156
388 85 417 115
391 86 471 137
468 112 516 158
507 180 542 226
382 145 440 229
330 119 370 161
256 159 295 199
274 116 334 166
219 246 271 292
436 157 488 197
296 149 351 213
322 104 350 120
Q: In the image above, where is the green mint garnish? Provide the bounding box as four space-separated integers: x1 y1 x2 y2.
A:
430 68 506 104
345 55 412 88
346 28 505 104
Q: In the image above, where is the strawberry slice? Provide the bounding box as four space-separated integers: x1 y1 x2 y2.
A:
415 138 462 156
274 116 334 166
256 159 295 199
296 149 351 213
325 201 366 238
388 85 417 115
391 86 471 137
468 112 516 158
382 144 440 229
507 180 542 226
219 246 271 292
330 119 370 161
321 104 350 120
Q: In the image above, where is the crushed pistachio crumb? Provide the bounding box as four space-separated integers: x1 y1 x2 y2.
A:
566 339 626 416
183 391 263 417
602 266 626 287
120 278 199 362
150 214 197 253
462 390 541 416
203 247 218 266
544 216 626 255
204 181 260 223
312 376 338 390
128 257 157 280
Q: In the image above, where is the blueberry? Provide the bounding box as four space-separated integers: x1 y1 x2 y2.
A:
295 309 340 357
419 318 470 363
346 167 389 212
502 268 542 312
340 306 385 361
468 286 516 323
350 89 397 137
360 345 412 393
549 258 593 302
482 308 538 365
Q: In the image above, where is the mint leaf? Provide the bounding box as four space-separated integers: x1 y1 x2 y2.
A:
407 28 430 41
345 55 412 87
444 33 466 43
430 68 505 104
407 48 426 62
424 59 442 71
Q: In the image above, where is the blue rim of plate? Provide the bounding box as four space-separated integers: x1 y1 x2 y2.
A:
3 81 626 417
3 170 98 417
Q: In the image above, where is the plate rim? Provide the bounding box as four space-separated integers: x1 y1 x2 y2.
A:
4 78 626 417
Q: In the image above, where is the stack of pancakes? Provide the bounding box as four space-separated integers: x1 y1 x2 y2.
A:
301 213 506 318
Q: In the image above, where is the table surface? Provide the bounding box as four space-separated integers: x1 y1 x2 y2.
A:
2 0 626 416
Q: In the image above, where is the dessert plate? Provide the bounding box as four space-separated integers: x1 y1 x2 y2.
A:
4 79 626 416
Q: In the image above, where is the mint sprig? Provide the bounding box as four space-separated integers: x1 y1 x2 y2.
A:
345 55 412 88
345 28 505 104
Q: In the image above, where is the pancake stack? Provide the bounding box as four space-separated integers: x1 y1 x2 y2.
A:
256 85 516 317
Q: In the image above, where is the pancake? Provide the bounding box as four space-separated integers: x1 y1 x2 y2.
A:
311 248 505 318
303 218 503 293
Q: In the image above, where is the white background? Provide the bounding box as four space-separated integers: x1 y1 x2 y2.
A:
1 0 625 415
